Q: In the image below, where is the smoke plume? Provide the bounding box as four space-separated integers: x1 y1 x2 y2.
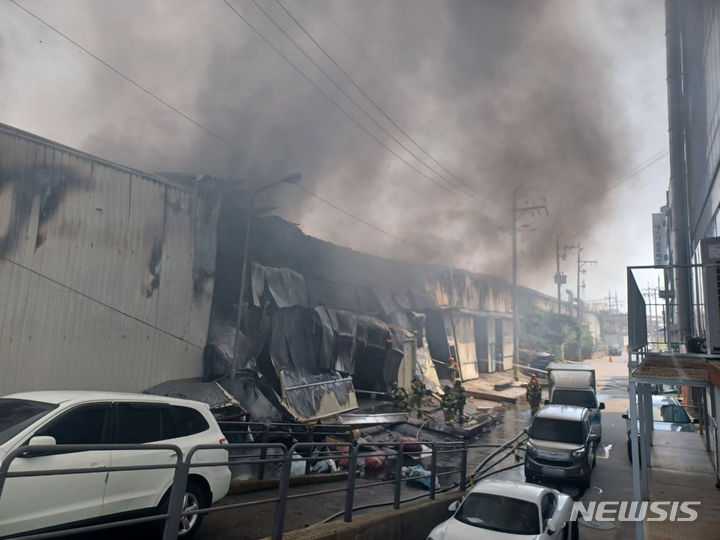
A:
1 0 665 294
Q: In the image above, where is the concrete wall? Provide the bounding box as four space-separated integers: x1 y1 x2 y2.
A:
275 492 461 540
0 124 219 394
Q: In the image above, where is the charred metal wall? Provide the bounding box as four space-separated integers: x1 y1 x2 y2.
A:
0 124 220 394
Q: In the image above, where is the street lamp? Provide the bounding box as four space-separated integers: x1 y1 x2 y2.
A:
229 173 302 389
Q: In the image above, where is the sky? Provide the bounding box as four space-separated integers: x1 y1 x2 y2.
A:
0 0 669 308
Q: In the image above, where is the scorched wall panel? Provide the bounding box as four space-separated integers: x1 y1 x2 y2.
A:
0 125 215 394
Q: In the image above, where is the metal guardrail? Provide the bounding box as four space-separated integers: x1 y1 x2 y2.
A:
0 440 472 540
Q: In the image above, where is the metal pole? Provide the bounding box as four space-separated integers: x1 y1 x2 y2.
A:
628 379 644 540
666 0 693 342
272 448 293 540
258 428 269 480
394 443 404 509
230 190 260 391
429 444 437 501
344 444 359 522
576 247 582 320
230 175 300 389
459 443 468 491
556 236 562 315
712 388 720 488
161 461 190 540
512 188 519 381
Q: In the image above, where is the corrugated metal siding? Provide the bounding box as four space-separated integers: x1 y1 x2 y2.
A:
451 314 479 380
0 125 216 394
684 1 720 245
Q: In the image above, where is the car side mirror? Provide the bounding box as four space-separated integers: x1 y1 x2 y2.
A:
29 435 57 446
544 399 550 405
599 402 606 410
622 413 628 419
693 418 700 424
546 515 560 535
448 500 460 512
22 436 57 457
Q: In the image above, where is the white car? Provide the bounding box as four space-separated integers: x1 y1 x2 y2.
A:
427 480 574 540
0 391 231 538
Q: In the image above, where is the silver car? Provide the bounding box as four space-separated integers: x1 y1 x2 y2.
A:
622 395 697 461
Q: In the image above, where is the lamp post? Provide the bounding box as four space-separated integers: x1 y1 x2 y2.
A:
229 173 302 390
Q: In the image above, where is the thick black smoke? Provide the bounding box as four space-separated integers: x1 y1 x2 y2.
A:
77 0 660 285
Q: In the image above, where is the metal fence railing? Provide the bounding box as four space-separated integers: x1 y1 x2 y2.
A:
0 436 526 540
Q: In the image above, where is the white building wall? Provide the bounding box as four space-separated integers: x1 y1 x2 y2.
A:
0 124 218 394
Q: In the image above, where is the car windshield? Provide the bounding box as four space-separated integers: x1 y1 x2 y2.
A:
653 404 691 423
530 417 584 444
551 389 597 409
454 493 540 535
0 399 58 445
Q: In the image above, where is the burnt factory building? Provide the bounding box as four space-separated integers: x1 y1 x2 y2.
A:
1 123 525 421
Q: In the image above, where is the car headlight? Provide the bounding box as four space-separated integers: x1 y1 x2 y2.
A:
572 448 585 457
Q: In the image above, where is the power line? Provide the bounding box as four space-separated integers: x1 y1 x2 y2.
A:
223 0 486 209
7 0 270 174
0 253 202 348
275 0 501 208
556 148 669 216
295 185 436 255
8 0 436 256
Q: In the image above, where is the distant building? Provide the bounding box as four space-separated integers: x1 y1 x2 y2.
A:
652 208 670 266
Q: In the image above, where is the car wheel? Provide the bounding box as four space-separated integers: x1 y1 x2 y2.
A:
524 467 536 484
627 439 642 465
580 466 591 490
571 518 580 539
158 480 209 539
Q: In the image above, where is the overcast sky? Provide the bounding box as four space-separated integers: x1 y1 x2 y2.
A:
0 0 668 308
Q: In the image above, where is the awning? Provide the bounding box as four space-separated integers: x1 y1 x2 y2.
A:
630 353 715 387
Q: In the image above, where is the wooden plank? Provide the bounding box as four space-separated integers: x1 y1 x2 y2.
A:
466 389 517 403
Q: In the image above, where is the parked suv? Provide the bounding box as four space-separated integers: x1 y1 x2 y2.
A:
524 405 597 489
0 391 231 538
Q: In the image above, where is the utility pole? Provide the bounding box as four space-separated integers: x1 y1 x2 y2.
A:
512 188 548 381
555 236 579 315
576 247 597 321
556 236 563 314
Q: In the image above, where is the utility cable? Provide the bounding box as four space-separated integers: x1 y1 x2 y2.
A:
222 0 486 209
274 0 501 208
0 253 202 348
294 185 437 256
558 149 668 217
8 0 437 256
7 0 269 174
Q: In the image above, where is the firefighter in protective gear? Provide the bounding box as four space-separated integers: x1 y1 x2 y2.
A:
441 386 457 427
525 374 542 416
453 379 467 425
390 381 409 411
448 355 458 381
409 375 425 419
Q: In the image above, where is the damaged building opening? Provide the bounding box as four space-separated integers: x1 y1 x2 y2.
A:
192 186 518 424
205 194 362 422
